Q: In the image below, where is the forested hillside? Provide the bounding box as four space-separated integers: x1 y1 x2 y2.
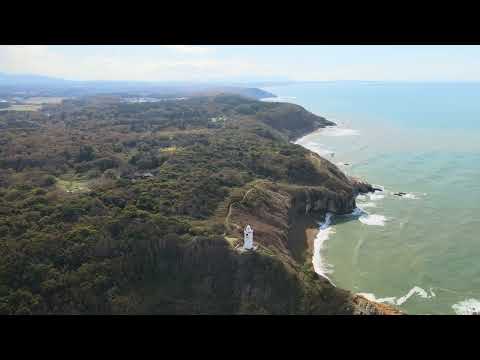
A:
0 94 397 314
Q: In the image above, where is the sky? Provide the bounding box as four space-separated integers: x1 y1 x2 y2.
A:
1 45 480 82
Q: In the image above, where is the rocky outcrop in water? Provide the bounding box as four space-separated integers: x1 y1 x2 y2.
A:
350 176 375 195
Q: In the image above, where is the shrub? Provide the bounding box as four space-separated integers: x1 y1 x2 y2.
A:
76 145 96 162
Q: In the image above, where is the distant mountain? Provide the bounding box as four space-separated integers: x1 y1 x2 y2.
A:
192 86 276 99
0 73 71 86
0 73 276 99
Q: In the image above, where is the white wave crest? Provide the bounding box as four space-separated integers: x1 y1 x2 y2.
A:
369 193 385 201
312 213 336 283
358 286 436 307
396 286 435 305
359 202 376 208
452 299 480 315
302 142 335 158
357 293 397 305
321 127 360 137
348 207 366 217
359 214 387 226
390 191 424 199
260 96 297 103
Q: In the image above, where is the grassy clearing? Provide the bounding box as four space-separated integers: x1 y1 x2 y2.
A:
56 178 90 193
159 146 181 154
24 97 66 104
0 104 42 112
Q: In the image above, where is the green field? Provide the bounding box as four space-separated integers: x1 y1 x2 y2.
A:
25 97 66 104
0 104 42 112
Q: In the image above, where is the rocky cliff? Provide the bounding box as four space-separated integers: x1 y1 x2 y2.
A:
224 161 403 315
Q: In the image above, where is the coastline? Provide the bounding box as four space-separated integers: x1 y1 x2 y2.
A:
289 123 339 284
287 208 320 265
287 121 339 267
246 94 403 314
290 121 405 314
289 123 336 273
289 122 337 274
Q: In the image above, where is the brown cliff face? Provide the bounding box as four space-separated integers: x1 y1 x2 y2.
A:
350 295 404 315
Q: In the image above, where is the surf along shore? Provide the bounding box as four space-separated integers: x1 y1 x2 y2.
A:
287 122 402 314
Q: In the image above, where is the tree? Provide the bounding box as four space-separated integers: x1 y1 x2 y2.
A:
76 145 96 162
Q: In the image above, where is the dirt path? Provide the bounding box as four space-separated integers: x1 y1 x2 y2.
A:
224 186 257 232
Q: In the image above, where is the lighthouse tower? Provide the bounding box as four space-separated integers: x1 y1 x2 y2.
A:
243 225 254 250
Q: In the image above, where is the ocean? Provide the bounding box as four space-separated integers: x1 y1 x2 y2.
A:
262 82 480 315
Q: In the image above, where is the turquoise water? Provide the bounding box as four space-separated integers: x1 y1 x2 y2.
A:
263 82 480 315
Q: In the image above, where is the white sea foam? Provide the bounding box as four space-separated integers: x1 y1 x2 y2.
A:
321 127 360 137
261 96 297 102
359 202 376 208
359 214 387 226
357 293 397 305
364 185 386 201
369 193 385 201
396 286 435 305
358 286 436 307
390 190 424 199
349 207 366 217
452 298 480 315
303 141 335 158
354 193 386 225
312 213 336 283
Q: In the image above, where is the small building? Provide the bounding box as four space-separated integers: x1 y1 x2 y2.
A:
243 224 254 250
128 172 155 180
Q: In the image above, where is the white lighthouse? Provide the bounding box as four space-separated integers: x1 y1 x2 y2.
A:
243 224 254 250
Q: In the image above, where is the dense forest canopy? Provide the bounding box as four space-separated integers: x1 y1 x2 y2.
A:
0 93 344 314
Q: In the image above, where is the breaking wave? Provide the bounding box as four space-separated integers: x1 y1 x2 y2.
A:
312 213 336 284
358 286 436 306
349 207 365 217
261 96 297 102
452 298 480 315
359 214 387 226
396 286 435 305
369 193 385 200
358 202 376 208
302 141 335 158
320 126 360 137
356 194 368 201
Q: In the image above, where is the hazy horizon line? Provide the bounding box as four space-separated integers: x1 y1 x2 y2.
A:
4 72 480 85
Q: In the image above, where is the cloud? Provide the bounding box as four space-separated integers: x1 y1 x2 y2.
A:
0 45 67 76
0 45 281 82
2 45 480 83
162 45 213 54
